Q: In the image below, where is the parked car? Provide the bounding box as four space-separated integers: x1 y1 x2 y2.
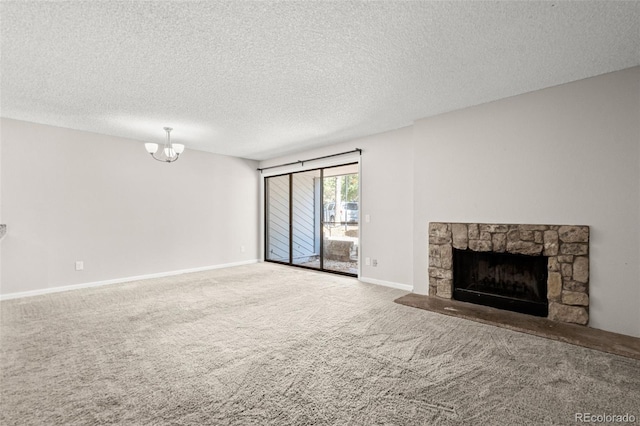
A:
324 202 358 223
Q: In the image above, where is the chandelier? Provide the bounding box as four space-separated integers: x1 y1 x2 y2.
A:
144 127 185 163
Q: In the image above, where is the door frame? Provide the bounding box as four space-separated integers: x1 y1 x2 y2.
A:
263 162 360 277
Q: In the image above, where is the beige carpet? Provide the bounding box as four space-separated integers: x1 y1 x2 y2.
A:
1 263 639 425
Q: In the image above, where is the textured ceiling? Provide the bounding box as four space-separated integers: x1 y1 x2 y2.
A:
1 1 639 160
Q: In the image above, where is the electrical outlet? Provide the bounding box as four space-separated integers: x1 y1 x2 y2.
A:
372 259 378 267
241 245 246 253
365 257 371 266
365 214 371 223
75 261 84 271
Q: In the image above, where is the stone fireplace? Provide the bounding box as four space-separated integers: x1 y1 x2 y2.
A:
428 222 590 325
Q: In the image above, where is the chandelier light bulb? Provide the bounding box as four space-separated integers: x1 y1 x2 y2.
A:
145 143 158 154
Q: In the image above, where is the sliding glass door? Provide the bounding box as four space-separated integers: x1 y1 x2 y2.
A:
264 163 358 276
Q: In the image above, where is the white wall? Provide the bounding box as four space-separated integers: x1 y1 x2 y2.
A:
413 67 640 337
0 119 260 296
259 126 414 290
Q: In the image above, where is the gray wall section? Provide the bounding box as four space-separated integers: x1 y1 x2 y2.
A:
0 118 260 294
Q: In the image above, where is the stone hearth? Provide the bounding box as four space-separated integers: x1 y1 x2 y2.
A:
429 222 590 325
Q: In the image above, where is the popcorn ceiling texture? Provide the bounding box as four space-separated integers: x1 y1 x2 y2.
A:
1 1 639 160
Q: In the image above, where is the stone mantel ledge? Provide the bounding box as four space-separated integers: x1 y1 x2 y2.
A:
0 224 5 240
428 222 590 326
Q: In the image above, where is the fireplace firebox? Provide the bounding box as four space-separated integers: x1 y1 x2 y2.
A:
453 249 548 317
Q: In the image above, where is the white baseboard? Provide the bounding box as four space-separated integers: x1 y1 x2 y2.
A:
0 259 260 301
358 276 413 292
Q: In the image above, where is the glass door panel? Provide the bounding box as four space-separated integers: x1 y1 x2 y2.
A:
265 175 290 263
322 164 359 275
292 170 321 268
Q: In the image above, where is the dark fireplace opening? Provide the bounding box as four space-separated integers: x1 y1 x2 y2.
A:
453 249 548 317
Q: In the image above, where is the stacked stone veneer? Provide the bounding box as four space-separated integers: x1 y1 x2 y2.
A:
428 222 590 325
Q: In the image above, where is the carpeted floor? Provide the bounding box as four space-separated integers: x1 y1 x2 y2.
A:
1 263 639 425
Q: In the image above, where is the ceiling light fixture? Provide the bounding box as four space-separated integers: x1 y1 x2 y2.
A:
144 127 185 163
